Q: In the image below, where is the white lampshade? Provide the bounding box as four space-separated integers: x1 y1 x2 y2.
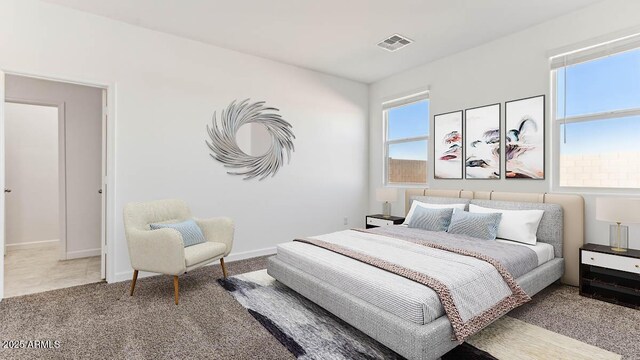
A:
596 197 640 224
376 188 398 203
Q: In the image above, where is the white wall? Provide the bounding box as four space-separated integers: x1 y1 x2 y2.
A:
4 102 59 245
0 0 368 281
6 75 103 259
369 0 640 249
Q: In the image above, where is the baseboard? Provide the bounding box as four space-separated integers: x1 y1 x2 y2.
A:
65 248 101 259
111 246 277 283
224 246 276 263
5 239 59 250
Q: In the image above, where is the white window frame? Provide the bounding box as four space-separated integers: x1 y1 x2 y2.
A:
382 93 429 186
551 46 640 193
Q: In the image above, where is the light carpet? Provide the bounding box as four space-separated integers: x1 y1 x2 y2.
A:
0 256 294 360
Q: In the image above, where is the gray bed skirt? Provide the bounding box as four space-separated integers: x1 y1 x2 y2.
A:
267 256 564 360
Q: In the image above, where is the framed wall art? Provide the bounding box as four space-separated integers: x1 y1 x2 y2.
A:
464 103 501 179
505 95 545 179
433 110 463 179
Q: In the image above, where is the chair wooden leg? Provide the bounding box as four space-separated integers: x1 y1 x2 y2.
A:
220 258 228 279
173 276 179 305
130 270 138 296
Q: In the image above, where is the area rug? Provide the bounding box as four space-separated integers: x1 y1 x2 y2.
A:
219 269 496 359
467 316 621 360
221 270 622 360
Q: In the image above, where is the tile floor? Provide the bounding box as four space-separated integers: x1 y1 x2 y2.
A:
4 242 102 298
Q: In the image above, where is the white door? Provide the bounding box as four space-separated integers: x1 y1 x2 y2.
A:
101 89 107 279
4 103 60 250
55 82 102 262
0 70 5 301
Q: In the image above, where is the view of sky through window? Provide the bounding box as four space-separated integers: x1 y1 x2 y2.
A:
557 49 640 117
557 47 640 188
387 100 429 160
556 49 640 154
389 140 428 161
560 115 640 155
557 48 640 155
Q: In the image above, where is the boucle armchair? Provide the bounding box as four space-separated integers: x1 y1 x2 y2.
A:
123 199 234 304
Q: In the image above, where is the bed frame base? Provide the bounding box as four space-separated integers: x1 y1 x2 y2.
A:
267 256 564 360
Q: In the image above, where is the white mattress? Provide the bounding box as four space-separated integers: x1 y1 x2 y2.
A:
495 239 555 266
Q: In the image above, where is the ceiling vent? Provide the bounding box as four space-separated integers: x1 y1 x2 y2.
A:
377 34 413 52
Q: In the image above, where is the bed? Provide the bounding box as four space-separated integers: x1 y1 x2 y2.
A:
267 190 584 360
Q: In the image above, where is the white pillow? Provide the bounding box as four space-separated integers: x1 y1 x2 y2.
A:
468 204 544 245
404 201 467 225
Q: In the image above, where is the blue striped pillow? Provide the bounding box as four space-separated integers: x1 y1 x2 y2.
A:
149 219 206 247
407 206 453 232
447 210 502 240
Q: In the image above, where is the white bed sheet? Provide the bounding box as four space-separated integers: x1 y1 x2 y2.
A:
495 239 554 266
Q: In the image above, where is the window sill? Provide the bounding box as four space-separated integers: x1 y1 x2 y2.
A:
552 185 640 195
383 183 429 189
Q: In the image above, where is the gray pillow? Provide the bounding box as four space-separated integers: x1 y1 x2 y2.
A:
407 206 453 232
447 210 502 240
150 219 206 247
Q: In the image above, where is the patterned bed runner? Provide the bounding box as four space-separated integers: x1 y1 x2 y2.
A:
293 234 530 341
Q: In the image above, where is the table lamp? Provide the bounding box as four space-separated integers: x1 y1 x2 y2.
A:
376 188 398 218
596 197 640 252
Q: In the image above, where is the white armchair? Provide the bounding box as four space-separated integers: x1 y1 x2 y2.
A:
123 199 234 304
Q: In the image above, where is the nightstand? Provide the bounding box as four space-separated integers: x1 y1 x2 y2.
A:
365 214 405 229
579 244 640 309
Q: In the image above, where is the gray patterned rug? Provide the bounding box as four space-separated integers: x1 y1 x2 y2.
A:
219 269 496 360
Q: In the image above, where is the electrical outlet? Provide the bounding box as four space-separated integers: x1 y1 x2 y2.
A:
343 217 348 225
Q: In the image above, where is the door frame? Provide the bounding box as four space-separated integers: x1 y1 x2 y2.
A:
4 99 67 261
0 70 117 301
0 71 5 301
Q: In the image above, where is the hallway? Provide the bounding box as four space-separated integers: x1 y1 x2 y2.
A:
4 242 101 298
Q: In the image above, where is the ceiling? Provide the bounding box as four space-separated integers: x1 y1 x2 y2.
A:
44 0 602 83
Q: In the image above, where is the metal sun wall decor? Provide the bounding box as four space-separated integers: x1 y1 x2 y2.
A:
206 99 295 180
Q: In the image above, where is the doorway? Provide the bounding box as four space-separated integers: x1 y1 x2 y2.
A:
2 74 106 298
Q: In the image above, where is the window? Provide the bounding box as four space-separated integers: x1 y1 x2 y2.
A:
383 94 429 185
552 38 640 189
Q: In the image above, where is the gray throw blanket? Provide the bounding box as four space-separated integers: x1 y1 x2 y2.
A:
364 226 538 278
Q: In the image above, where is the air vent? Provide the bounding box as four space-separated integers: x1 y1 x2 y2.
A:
377 34 413 52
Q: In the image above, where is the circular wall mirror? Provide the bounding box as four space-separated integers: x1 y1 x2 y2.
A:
206 99 295 180
236 123 272 157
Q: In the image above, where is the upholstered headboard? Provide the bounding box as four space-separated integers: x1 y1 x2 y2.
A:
469 200 563 258
404 189 584 286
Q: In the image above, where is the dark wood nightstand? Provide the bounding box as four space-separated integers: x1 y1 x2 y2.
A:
579 243 640 309
365 214 405 229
